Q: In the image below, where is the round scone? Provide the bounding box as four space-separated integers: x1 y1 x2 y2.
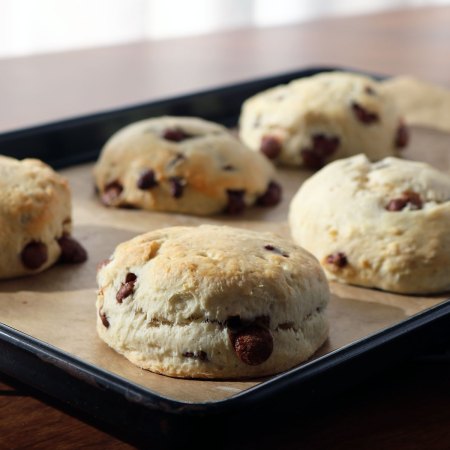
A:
0 155 87 279
239 71 409 169
94 116 281 215
96 225 329 379
289 154 450 294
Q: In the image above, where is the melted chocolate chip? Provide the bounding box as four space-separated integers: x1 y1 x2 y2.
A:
137 169 158 189
264 244 289 257
395 120 409 149
256 181 282 207
225 190 246 215
21 241 48 270
101 181 123 206
260 136 282 160
99 309 109 328
351 102 379 124
116 272 137 303
301 149 325 170
326 252 348 268
386 191 422 211
162 128 192 142
57 235 88 264
169 176 185 198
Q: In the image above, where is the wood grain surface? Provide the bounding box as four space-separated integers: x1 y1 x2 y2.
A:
1 5 450 449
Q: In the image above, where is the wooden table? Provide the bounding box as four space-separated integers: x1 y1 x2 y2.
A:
1 5 450 449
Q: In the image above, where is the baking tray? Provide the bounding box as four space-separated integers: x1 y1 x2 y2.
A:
0 67 449 446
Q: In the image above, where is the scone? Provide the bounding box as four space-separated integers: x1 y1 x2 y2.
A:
94 116 281 215
0 155 87 279
239 71 408 168
96 225 329 379
289 154 450 294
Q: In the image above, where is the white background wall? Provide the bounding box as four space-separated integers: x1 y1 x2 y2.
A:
0 0 449 59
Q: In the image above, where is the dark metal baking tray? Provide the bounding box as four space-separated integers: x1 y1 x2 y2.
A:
0 66 449 446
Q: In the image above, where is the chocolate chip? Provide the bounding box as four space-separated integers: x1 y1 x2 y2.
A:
264 244 288 257
99 309 109 328
162 128 192 142
57 235 88 264
386 191 422 211
137 169 158 189
116 272 137 303
301 134 340 170
395 120 409 149
21 241 48 270
351 102 379 124
169 176 185 198
301 149 325 170
365 86 377 95
230 325 273 366
256 181 282 207
326 252 348 268
222 164 236 171
225 190 246 215
260 136 282 160
101 181 123 206
182 351 208 361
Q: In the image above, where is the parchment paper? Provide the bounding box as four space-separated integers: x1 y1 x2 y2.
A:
0 126 448 404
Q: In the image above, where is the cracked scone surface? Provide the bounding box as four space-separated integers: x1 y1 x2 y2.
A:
289 154 450 294
96 225 329 379
94 116 281 216
239 71 408 168
0 155 87 279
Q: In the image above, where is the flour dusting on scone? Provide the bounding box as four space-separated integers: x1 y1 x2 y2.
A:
96 225 329 379
289 154 450 294
0 155 87 279
94 116 281 215
239 71 408 168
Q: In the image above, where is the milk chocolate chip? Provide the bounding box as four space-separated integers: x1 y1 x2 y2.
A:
169 177 185 198
162 128 192 142
386 191 422 211
256 181 282 207
116 272 137 303
137 169 158 189
227 316 273 366
301 134 340 170
395 120 409 149
264 244 289 257
21 241 48 270
351 102 379 124
101 181 123 206
57 235 88 264
225 189 246 215
326 252 348 268
260 136 282 160
99 309 110 328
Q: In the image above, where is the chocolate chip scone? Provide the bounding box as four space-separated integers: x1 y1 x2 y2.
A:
94 116 281 215
96 225 329 379
0 155 87 279
289 154 450 294
239 71 408 169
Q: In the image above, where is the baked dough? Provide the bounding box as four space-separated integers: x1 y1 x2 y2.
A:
289 154 450 294
94 116 281 215
0 155 87 279
239 71 408 168
96 225 329 379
